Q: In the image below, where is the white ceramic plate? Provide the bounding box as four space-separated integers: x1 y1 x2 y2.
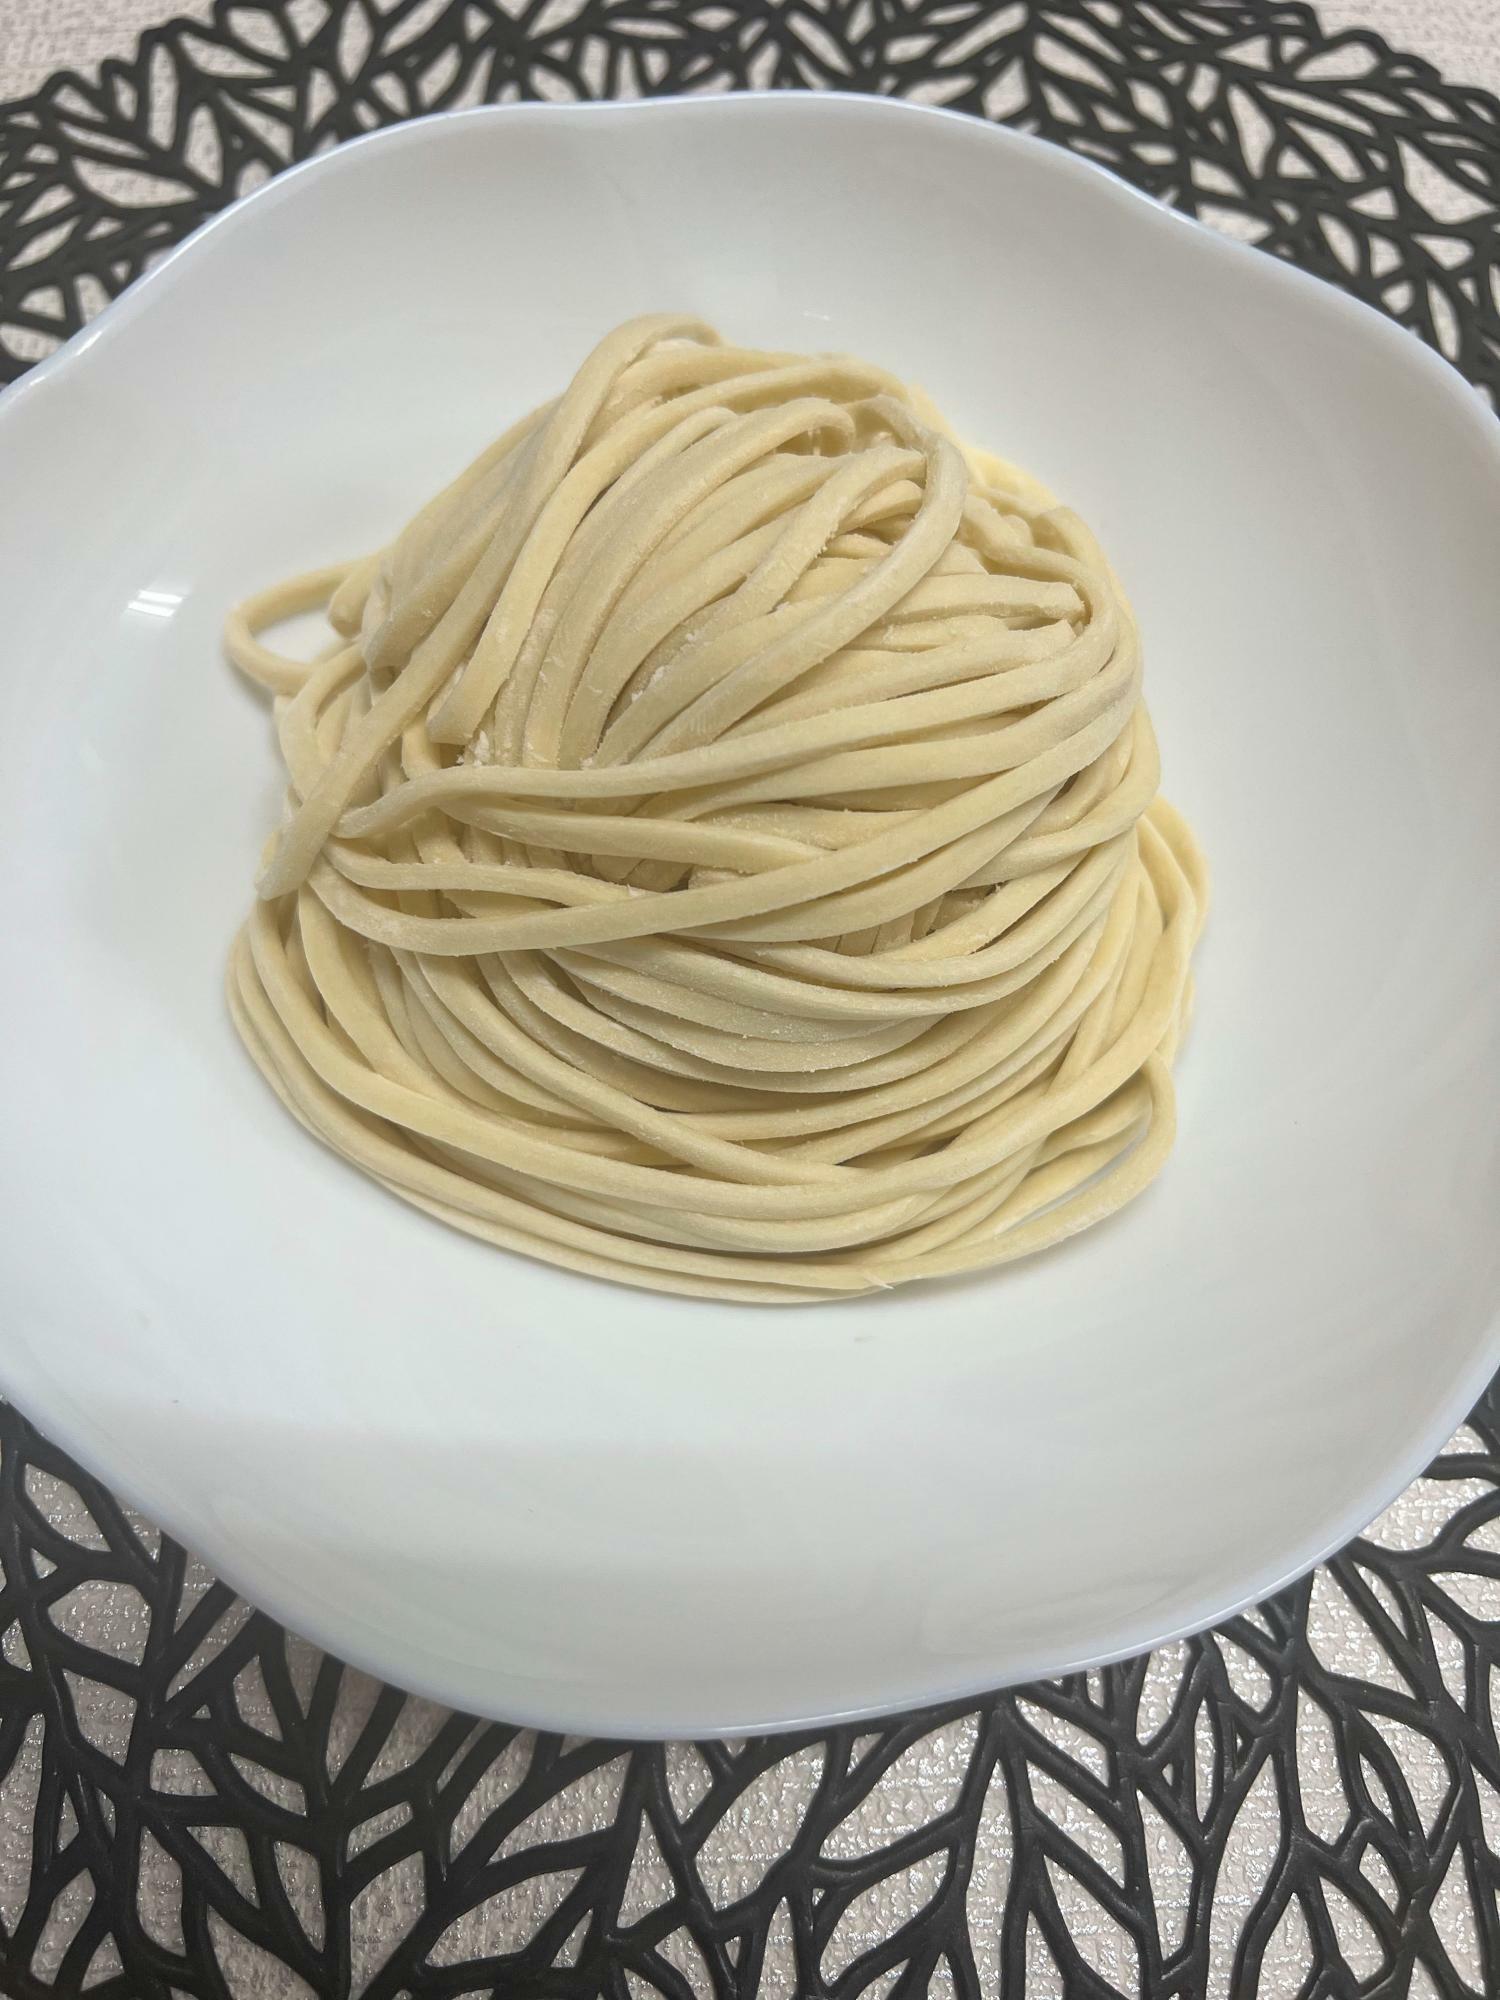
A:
3 94 1498 1738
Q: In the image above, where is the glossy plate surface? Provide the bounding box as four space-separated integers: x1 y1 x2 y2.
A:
2 95 1497 1736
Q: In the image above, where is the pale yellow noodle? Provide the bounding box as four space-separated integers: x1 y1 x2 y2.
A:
224 317 1207 1303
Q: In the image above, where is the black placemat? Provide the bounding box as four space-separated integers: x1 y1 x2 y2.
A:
3 5 1500 1997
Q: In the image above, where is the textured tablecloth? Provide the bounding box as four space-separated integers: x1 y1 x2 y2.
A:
5 0 1500 100
2 5 1499 1997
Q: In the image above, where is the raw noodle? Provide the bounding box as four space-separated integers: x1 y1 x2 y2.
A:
224 316 1206 1303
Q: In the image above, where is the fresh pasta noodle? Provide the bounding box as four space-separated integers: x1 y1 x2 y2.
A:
225 316 1206 1303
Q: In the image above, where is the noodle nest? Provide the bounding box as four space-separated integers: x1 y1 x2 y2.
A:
225 316 1206 1304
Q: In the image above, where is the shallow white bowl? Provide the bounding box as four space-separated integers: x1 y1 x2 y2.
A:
2 94 1498 1737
